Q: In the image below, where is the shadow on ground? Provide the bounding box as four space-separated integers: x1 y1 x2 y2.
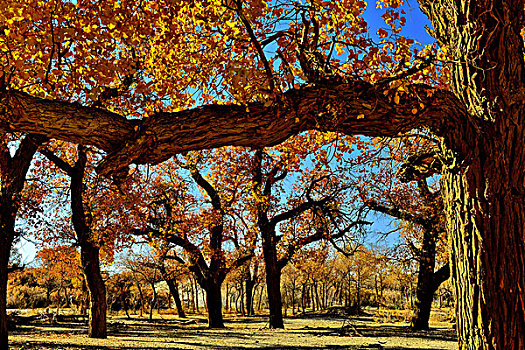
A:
9 312 456 350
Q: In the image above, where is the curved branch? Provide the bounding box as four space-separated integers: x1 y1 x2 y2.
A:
0 81 465 177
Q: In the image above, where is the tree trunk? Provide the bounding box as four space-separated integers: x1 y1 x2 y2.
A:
245 273 255 316
0 135 47 350
166 279 185 318
81 243 107 338
443 159 525 349
416 2 525 348
262 239 284 328
149 282 157 320
203 280 224 328
224 283 229 312
136 281 144 317
70 147 107 338
257 284 263 312
356 271 361 314
80 278 88 315
159 262 185 318
412 228 438 331
194 278 199 313
291 280 295 315
0 232 12 350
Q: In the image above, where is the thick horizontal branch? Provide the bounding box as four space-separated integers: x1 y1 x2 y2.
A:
0 80 466 177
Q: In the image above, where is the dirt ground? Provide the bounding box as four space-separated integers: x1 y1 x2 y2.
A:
9 310 457 350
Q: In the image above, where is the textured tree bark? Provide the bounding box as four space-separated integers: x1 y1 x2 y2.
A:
418 1 525 348
442 153 525 349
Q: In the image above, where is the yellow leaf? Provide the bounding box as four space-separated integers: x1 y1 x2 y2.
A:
357 113 365 119
108 22 117 30
394 94 400 104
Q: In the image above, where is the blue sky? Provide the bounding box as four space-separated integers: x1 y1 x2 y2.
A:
365 1 433 44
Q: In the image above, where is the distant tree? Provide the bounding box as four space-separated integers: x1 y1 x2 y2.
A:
137 154 253 328
249 135 368 328
358 136 450 330
123 252 165 320
35 245 83 314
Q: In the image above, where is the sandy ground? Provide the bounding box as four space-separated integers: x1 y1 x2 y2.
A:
9 311 457 350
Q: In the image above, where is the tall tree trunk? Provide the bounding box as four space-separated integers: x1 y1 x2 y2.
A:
0 134 46 350
80 243 107 338
159 262 186 318
194 278 200 313
0 228 13 350
80 277 88 315
245 266 257 316
166 279 185 318
136 281 144 317
418 2 525 348
356 271 361 314
412 228 438 331
412 230 451 330
149 282 157 321
239 282 245 316
69 147 107 338
443 161 525 349
291 280 295 315
262 239 284 328
224 283 229 312
203 279 224 328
